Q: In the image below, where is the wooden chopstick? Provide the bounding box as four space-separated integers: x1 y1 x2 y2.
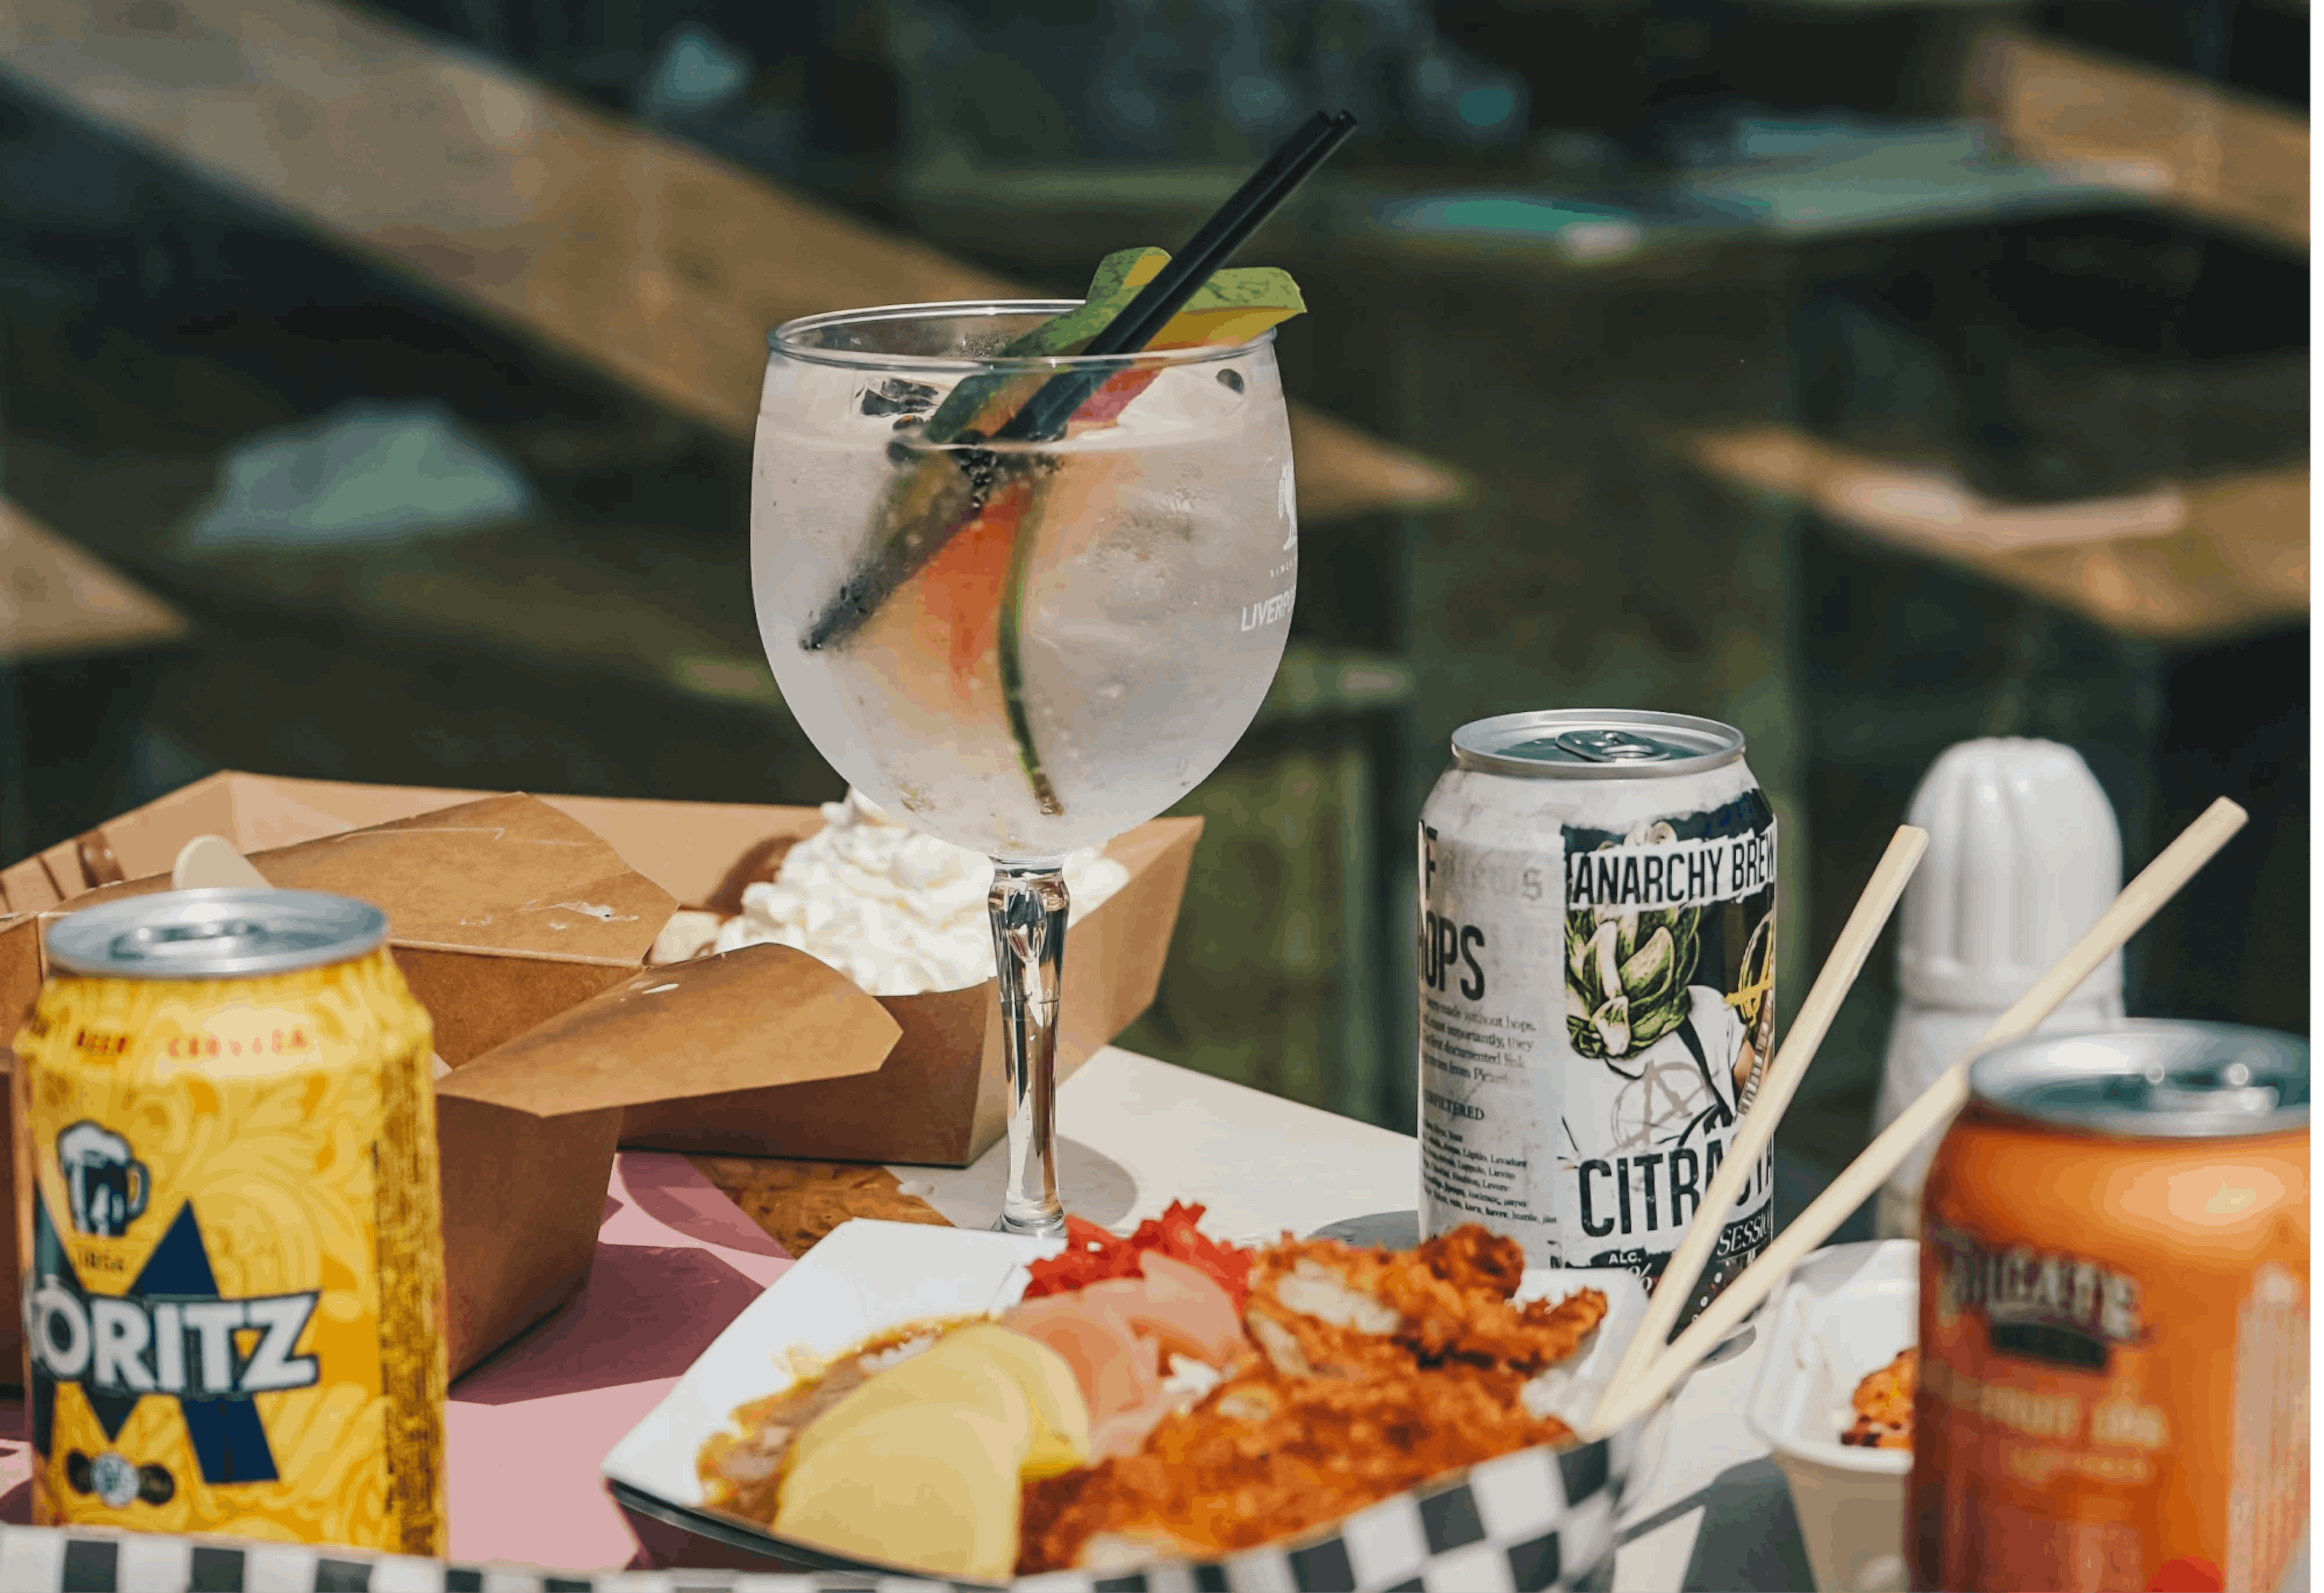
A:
1586 824 1928 1434
1585 796 2250 1439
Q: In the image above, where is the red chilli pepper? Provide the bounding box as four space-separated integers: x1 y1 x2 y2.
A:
1020 1201 1253 1310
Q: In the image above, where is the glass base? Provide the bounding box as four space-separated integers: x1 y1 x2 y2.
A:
992 1207 1067 1240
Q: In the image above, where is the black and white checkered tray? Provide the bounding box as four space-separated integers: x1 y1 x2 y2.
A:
589 1223 1648 1593
0 1433 1630 1591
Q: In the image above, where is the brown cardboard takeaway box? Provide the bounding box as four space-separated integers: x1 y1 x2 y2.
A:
0 772 1200 1379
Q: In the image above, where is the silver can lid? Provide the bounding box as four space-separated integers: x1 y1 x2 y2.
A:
1971 1020 2309 1140
1450 709 1745 780
47 889 388 979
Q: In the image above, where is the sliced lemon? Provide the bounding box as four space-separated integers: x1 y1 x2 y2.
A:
775 1405 1025 1580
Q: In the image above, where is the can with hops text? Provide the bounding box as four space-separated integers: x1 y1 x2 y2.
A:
1417 710 1778 1330
1914 1022 2308 1593
12 889 447 1554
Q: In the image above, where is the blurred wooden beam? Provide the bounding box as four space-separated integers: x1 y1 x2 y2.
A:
0 493 188 864
1964 24 2308 254
1692 426 2308 644
0 497 190 663
0 0 1464 522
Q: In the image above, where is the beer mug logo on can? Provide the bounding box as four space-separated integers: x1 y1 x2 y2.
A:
59 1122 149 1238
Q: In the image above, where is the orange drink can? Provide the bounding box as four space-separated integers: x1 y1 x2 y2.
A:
1914 1022 2308 1593
12 889 447 1554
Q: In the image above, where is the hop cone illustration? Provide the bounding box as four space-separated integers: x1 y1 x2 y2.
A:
1566 823 1703 1062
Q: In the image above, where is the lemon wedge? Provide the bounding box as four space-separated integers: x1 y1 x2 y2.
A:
774 1323 1095 1578
775 1405 1026 1580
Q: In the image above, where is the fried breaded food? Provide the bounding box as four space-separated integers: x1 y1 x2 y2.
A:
1018 1226 1610 1574
1020 1359 1574 1569
1246 1229 1605 1381
1840 1347 1915 1448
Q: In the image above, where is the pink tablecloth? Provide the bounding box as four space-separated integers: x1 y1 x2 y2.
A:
0 1152 794 1572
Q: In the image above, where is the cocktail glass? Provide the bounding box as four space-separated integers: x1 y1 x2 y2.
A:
754 301 1297 1237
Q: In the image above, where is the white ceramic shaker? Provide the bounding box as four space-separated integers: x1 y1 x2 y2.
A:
1873 738 2125 1240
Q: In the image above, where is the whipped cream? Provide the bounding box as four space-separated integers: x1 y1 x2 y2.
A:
661 791 1129 996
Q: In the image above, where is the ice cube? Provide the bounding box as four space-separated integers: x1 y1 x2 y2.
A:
1105 363 1243 440
859 379 940 417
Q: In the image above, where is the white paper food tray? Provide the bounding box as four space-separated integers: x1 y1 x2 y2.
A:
1745 1238 1916 1593
603 1218 1664 1591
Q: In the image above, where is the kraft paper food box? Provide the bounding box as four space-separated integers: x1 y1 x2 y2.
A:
0 772 1199 1380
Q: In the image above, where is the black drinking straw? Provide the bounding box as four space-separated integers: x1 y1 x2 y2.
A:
991 110 1359 444
799 111 1358 651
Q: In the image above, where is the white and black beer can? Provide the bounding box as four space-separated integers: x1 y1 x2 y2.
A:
1418 710 1779 1329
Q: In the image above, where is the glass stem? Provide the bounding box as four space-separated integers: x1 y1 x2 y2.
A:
990 862 1069 1237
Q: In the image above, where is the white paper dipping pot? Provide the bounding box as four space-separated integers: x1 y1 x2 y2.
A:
1745 1239 1916 1593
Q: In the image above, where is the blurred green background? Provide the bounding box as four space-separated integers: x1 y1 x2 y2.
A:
0 0 2306 1232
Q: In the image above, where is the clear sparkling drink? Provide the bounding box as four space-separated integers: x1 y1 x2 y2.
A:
1417 710 1779 1329
754 318 1296 861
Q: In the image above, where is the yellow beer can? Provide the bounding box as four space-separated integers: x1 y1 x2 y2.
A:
11 889 447 1554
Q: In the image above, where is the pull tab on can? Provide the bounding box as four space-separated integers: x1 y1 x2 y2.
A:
1555 729 1681 763
1449 709 1745 780
110 919 274 961
50 890 386 979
